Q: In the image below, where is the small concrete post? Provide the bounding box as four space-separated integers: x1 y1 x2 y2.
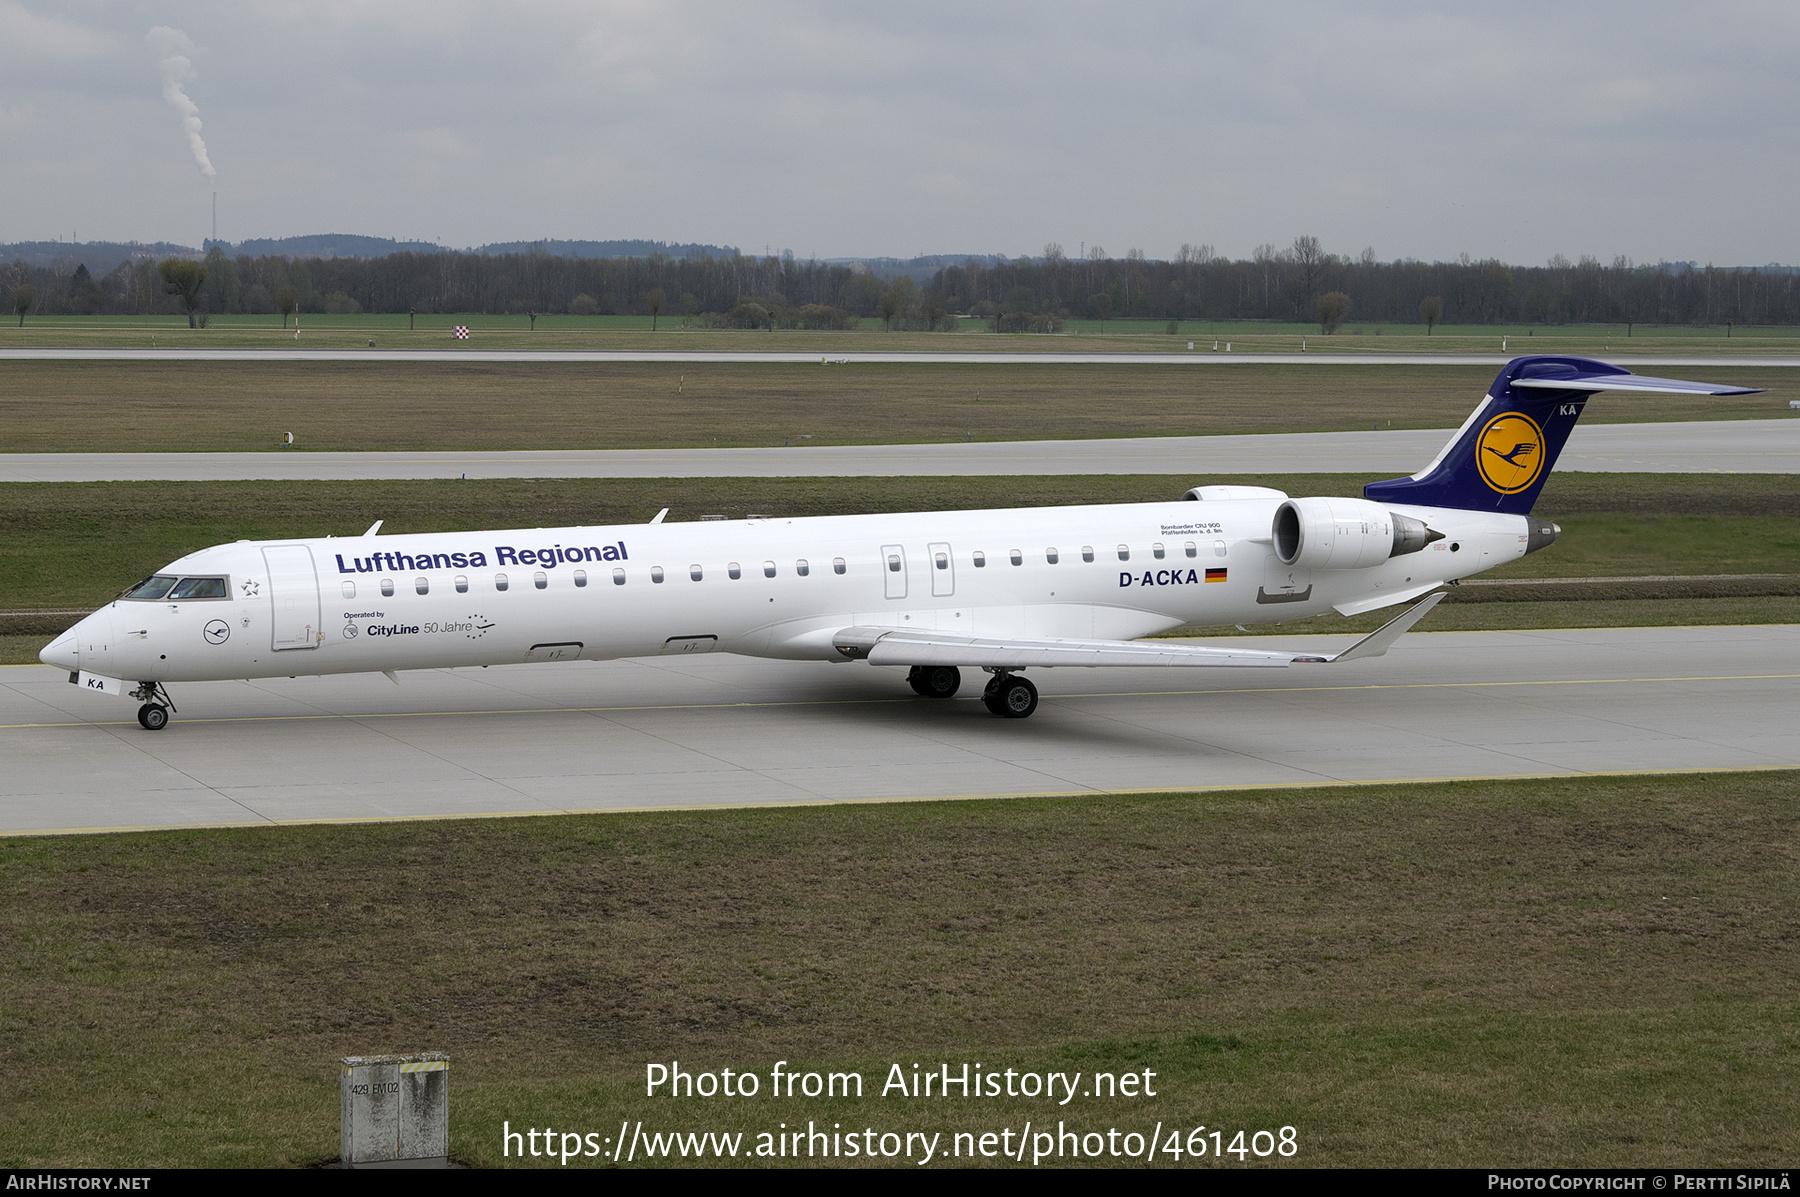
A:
340 1053 449 1168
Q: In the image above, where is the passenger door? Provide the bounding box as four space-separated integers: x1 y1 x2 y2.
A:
881 544 908 600
263 545 321 650
928 542 955 597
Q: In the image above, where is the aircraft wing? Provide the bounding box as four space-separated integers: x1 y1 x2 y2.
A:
833 593 1444 669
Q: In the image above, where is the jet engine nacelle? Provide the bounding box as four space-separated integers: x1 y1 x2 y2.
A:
1273 497 1439 570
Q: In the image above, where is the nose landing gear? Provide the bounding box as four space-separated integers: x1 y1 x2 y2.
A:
129 681 177 731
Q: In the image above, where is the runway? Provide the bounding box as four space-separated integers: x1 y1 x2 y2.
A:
2 624 1793 836
2 348 1799 366
2 419 1794 482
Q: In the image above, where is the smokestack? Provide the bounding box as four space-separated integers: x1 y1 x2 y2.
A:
212 191 216 245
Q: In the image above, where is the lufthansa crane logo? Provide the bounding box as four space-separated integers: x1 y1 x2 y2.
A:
1476 412 1546 494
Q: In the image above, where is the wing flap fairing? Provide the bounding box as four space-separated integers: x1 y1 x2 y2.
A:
832 593 1444 670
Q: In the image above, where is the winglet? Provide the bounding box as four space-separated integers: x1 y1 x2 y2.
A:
1304 591 1445 664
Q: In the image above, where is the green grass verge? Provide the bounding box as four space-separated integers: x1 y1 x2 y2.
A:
2 772 1796 1167
4 313 1798 357
0 361 1790 452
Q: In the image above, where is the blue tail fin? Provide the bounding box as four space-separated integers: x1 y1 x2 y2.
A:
1363 355 1760 514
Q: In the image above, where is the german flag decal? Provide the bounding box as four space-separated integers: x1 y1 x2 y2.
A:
1205 568 1227 582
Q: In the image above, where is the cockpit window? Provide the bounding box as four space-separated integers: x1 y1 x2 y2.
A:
121 575 178 600
166 576 229 600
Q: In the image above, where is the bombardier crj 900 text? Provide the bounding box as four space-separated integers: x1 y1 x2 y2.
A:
42 357 1757 729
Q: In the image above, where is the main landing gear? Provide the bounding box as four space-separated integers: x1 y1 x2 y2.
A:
904 664 1039 718
982 671 1038 719
130 681 176 731
907 665 962 698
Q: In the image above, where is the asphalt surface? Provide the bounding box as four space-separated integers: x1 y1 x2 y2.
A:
2 624 1793 836
1 419 1794 482
3 348 1799 366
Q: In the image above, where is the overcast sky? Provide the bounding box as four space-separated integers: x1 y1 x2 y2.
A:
3 1 1796 265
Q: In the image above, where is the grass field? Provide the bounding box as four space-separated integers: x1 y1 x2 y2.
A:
1 771 1795 1168
0 361 1792 453
3 312 1798 357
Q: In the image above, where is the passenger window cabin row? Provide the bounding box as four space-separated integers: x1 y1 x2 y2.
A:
335 540 1231 599
972 542 1211 567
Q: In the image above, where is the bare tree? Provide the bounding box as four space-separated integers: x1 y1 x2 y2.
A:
878 277 918 330
645 287 666 331
1290 235 1325 303
1125 248 1146 315
1085 244 1107 297
276 285 298 328
1089 292 1112 331
1175 243 1216 267
158 259 208 328
1252 243 1277 311
1317 291 1351 334
13 283 34 327
1419 295 1444 335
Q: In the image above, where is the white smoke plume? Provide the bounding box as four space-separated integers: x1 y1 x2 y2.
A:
147 26 215 178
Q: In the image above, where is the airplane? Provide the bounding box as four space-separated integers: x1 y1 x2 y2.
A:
40 355 1758 730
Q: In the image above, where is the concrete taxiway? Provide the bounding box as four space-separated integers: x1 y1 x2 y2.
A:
1 419 1794 482
2 623 1793 836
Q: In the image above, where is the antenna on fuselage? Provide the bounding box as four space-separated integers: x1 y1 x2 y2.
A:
364 520 383 536
649 508 668 524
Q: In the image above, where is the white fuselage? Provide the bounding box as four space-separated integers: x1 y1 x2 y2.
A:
47 496 1529 687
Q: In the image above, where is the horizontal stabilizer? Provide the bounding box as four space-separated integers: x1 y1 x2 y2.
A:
1333 581 1445 618
831 593 1444 670
1511 374 1760 396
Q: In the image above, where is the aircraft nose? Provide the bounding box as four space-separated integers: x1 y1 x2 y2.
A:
39 629 78 671
42 609 108 673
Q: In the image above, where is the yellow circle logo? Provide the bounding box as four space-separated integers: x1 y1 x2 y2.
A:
1476 412 1545 494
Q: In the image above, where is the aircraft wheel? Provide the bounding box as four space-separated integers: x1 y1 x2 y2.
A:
137 703 169 731
918 665 961 698
983 675 1038 719
999 676 1038 718
906 666 929 695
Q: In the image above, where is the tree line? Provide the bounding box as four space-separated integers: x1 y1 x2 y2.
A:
7 238 1799 329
